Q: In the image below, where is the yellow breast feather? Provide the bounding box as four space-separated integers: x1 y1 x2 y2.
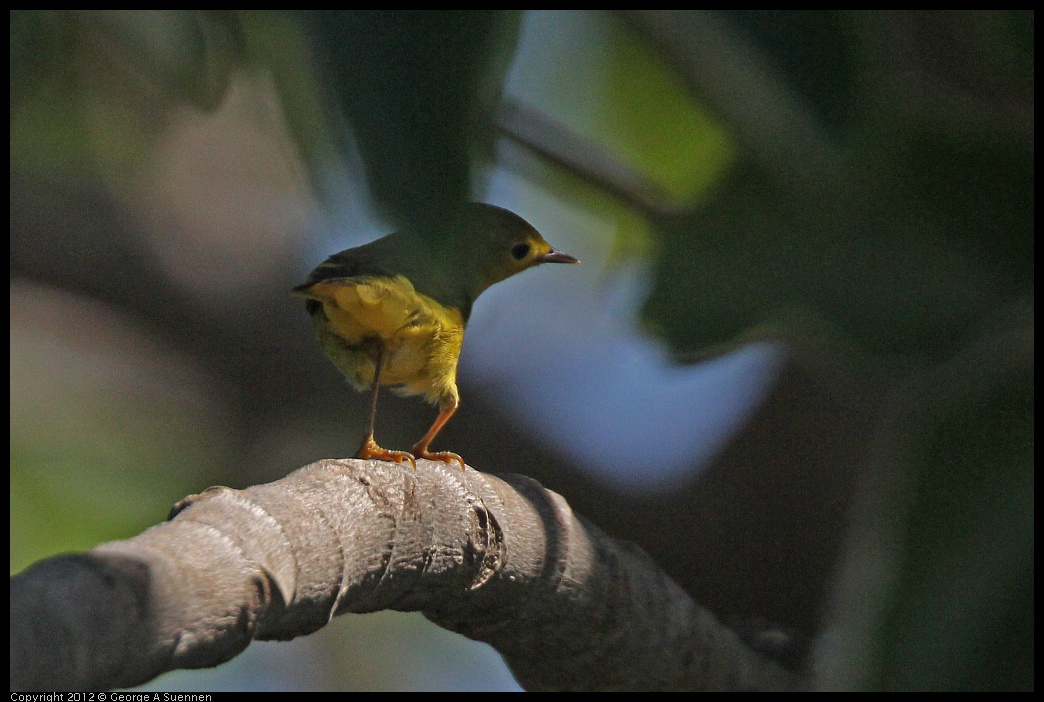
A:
304 275 464 404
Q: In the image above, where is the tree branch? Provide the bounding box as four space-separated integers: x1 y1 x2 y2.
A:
10 458 803 691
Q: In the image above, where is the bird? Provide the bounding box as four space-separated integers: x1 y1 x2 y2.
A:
293 203 579 469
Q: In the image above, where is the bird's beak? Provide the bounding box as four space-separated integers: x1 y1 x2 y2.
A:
540 248 580 264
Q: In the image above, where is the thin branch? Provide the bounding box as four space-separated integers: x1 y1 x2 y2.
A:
495 100 676 216
10 458 803 691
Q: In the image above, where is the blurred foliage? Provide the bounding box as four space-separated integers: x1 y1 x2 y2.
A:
505 11 735 204
10 286 233 574
721 10 858 134
641 11 1033 360
875 364 1033 690
303 10 521 237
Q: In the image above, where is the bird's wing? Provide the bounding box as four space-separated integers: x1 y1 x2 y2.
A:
298 274 430 340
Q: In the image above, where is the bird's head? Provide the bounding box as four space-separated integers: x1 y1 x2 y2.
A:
454 203 579 293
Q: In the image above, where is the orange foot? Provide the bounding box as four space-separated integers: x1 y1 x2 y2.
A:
356 436 417 470
412 446 466 471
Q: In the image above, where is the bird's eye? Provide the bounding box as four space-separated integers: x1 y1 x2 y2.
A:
511 243 531 260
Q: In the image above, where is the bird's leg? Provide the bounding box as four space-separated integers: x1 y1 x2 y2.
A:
355 346 417 469
411 392 465 470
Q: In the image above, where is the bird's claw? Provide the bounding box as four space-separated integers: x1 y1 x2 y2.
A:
355 437 417 470
412 448 466 471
